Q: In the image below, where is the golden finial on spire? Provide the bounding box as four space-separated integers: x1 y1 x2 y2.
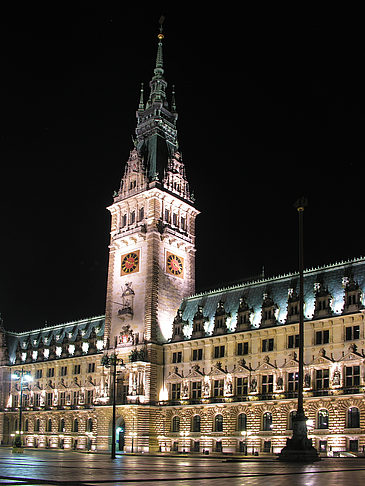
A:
158 15 165 40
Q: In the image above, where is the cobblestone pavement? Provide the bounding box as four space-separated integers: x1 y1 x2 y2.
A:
1 449 365 485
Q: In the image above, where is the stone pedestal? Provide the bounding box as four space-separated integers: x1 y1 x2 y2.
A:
279 413 320 462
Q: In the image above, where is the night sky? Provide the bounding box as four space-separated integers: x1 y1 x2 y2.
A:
1 5 364 332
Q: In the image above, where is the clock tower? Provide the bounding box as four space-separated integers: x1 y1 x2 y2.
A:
104 25 199 375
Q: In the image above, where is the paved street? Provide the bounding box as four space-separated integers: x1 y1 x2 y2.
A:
1 449 365 485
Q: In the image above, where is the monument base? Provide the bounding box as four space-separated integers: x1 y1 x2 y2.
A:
279 437 320 462
279 412 320 462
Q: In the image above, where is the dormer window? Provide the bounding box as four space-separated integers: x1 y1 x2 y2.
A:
313 283 332 319
191 305 207 339
260 293 278 328
343 277 363 314
212 301 229 336
236 296 253 331
286 288 300 324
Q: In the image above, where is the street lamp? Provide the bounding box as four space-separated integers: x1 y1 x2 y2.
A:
11 369 33 449
101 352 125 459
180 430 189 453
240 430 251 455
279 198 319 462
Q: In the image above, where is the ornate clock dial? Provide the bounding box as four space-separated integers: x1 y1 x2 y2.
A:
121 251 140 275
166 252 184 278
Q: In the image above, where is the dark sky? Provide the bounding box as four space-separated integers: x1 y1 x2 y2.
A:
1 4 365 332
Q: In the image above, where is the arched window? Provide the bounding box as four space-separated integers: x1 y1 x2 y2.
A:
214 414 223 432
192 415 201 432
171 416 180 432
34 418 40 432
47 418 52 432
73 418 79 433
317 409 329 429
59 418 65 432
24 419 29 432
237 413 247 432
288 410 296 430
262 412 272 431
348 407 360 428
87 418 93 432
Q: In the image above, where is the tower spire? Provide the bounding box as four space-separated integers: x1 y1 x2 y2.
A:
155 16 165 74
138 83 144 111
147 17 167 108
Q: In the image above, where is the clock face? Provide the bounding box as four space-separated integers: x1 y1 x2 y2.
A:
121 250 140 276
166 251 184 278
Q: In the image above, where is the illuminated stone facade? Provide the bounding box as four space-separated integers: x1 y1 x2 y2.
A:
1 29 365 456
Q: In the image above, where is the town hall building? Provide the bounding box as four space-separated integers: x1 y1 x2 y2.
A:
1 27 365 456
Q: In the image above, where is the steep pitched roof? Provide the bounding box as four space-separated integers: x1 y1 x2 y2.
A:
179 256 365 339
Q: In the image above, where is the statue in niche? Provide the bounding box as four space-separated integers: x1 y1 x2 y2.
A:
304 373 311 388
117 282 135 321
225 378 233 395
203 380 210 397
250 378 257 393
276 376 283 389
182 381 189 398
332 369 341 386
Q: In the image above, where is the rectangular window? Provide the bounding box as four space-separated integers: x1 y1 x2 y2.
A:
47 368 55 378
315 330 329 345
261 375 273 395
213 379 224 397
192 348 203 361
23 395 29 407
34 394 40 407
315 369 329 389
262 338 274 352
59 392 66 406
172 351 182 363
60 366 67 376
237 342 249 355
288 334 299 349
191 381 202 399
73 364 81 375
345 325 360 341
87 362 95 373
345 366 360 388
86 390 94 404
288 372 299 392
35 369 43 379
72 391 79 405
236 377 248 396
214 345 225 359
171 383 181 400
46 392 53 407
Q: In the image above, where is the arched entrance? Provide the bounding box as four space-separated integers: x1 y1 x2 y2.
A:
115 417 125 452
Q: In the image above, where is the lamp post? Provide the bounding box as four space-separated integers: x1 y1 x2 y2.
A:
11 368 33 449
101 352 125 459
240 430 251 455
279 198 319 462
